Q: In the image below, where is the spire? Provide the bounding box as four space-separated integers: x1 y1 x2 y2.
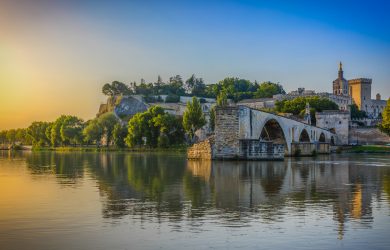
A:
338 61 343 79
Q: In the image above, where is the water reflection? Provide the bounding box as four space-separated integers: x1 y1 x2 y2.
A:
1 151 390 240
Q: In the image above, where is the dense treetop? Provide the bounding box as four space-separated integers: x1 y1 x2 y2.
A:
102 75 286 103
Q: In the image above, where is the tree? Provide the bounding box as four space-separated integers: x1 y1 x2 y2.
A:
60 116 84 145
125 106 184 148
50 115 67 146
216 90 228 107
6 129 16 145
255 81 285 98
350 104 367 119
102 81 132 96
83 119 103 146
379 98 390 136
184 74 206 96
0 130 7 144
27 121 51 146
98 112 119 146
275 96 339 125
112 123 128 148
102 83 115 96
15 128 28 145
183 97 206 141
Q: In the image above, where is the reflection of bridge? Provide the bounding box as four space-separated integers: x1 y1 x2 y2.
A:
213 106 337 158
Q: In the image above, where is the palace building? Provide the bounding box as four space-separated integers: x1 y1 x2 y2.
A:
333 62 386 118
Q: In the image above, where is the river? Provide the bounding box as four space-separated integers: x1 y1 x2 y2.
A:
0 151 389 250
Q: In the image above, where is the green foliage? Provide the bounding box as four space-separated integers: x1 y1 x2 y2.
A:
98 112 119 146
0 130 7 144
216 77 255 102
275 96 339 125
183 97 206 141
255 81 285 98
27 121 51 146
379 98 390 136
49 115 84 146
50 115 67 146
112 123 128 148
82 119 103 145
6 129 16 144
216 90 228 107
125 106 184 148
101 75 287 104
350 104 367 119
60 116 84 145
185 74 205 96
102 81 133 96
157 133 169 148
209 106 216 132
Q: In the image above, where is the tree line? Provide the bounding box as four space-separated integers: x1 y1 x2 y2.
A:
0 97 208 149
102 75 286 102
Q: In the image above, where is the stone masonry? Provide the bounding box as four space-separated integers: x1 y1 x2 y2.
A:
187 137 214 160
214 106 240 159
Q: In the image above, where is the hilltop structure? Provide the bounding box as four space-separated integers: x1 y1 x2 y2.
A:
334 62 387 118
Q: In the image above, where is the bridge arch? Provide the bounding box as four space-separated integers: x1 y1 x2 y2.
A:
299 129 310 142
319 132 326 142
259 118 289 154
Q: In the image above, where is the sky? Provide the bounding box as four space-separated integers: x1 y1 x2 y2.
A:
1 0 389 130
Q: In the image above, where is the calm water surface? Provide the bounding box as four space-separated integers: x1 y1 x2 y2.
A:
0 151 389 250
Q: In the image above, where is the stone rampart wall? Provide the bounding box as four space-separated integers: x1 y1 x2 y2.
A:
349 127 390 145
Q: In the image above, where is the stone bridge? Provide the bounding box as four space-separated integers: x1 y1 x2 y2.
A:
213 106 337 158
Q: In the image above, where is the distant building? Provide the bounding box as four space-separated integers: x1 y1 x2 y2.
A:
316 110 350 145
333 62 349 96
332 62 387 118
348 78 386 118
237 98 276 110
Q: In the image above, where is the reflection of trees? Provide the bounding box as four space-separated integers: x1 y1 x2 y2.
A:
85 153 187 219
5 151 389 237
25 152 84 184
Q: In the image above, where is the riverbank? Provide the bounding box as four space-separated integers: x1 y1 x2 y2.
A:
344 145 390 153
30 145 188 153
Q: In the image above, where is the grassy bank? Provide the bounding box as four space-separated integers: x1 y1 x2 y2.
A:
345 145 390 153
31 145 188 153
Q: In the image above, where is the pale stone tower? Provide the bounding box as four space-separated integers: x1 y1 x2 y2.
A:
333 62 349 96
348 78 372 112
